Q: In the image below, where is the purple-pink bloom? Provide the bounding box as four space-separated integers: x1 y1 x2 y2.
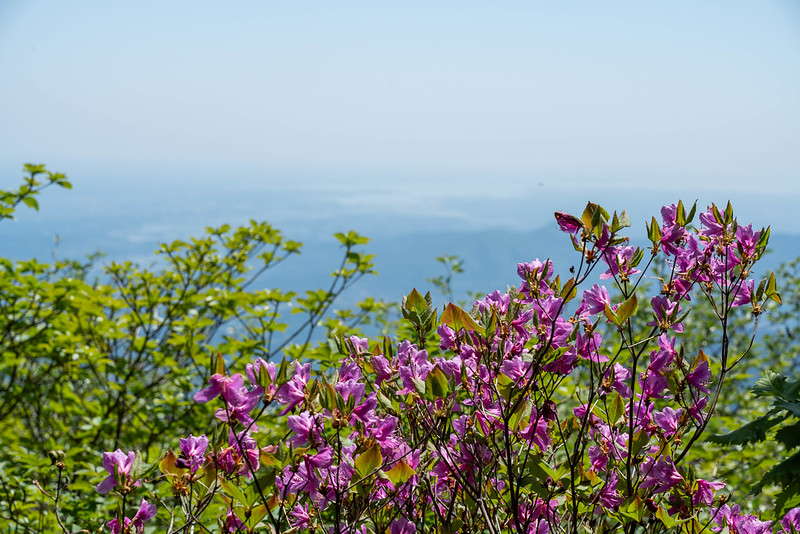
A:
781 508 800 533
648 296 685 333
639 369 670 399
276 362 312 414
194 373 243 404
289 503 313 530
661 204 678 226
688 395 708 424
213 385 261 427
575 330 609 363
107 498 156 534
501 355 533 383
731 279 754 308
554 211 583 234
335 378 365 404
350 392 378 425
228 429 260 476
520 407 551 452
598 472 623 509
223 508 245 533
686 360 712 393
698 206 726 237
287 411 322 447
661 223 687 256
194 372 261 426
693 479 725 506
371 353 395 385
396 342 433 395
475 290 511 314
599 246 641 281
579 284 611 317
176 434 208 473
714 504 773 534
347 335 370 355
606 363 632 398
653 407 682 438
639 457 683 493
649 334 676 373
435 354 462 377
390 518 417 534
96 450 139 494
246 358 276 395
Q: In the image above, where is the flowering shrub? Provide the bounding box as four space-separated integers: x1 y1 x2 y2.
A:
46 201 800 532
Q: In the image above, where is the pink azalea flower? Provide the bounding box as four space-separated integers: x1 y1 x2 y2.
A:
606 363 632 398
693 479 725 506
287 411 322 447
107 498 156 534
554 211 583 234
245 358 276 396
653 406 682 438
579 284 611 317
686 360 712 393
193 373 244 404
176 434 208 473
731 279 754 308
222 508 244 533
96 450 139 494
648 296 685 333
194 372 261 426
698 207 726 237
390 518 417 534
599 246 641 281
289 503 312 530
639 458 682 493
780 508 800 533
599 472 623 509
475 289 511 314
276 362 311 414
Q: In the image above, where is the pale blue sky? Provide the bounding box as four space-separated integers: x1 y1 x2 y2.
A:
1 1 799 197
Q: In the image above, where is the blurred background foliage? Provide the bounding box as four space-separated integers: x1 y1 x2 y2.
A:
0 166 382 532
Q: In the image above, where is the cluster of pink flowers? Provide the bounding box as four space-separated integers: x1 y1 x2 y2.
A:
95 202 797 533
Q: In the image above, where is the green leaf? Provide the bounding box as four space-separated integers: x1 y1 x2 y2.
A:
247 504 269 527
608 393 626 425
561 277 578 303
355 443 383 479
647 216 663 245
776 400 800 418
23 163 46 175
424 366 450 401
775 421 800 450
618 496 646 521
439 303 484 335
213 352 226 375
685 200 697 225
630 429 650 457
403 288 428 315
221 478 250 505
767 272 782 304
707 412 785 446
508 399 531 432
616 294 638 324
385 459 416 486
656 506 677 528
411 376 426 397
604 304 619 327
22 197 39 210
611 210 631 232
753 370 788 398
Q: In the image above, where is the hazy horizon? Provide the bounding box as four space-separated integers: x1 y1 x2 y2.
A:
2 1 799 203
